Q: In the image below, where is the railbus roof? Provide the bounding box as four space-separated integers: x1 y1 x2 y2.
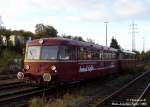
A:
119 49 136 54
27 37 117 52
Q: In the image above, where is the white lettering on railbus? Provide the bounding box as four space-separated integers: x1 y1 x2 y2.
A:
79 65 94 72
79 65 115 72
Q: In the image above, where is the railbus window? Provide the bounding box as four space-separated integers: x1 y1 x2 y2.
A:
107 52 109 59
104 52 106 60
102 51 105 60
112 53 116 59
110 52 112 59
106 52 109 60
41 46 58 60
87 49 92 60
107 52 109 60
80 47 101 60
119 53 123 59
99 50 103 60
132 54 135 59
103 51 107 60
108 52 111 60
80 47 84 60
59 46 76 60
80 47 87 60
93 50 100 60
26 46 40 59
101 51 104 60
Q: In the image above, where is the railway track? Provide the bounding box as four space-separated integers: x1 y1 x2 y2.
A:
0 80 61 107
0 74 17 80
0 69 148 107
0 81 25 90
0 86 42 103
0 81 48 107
94 69 150 107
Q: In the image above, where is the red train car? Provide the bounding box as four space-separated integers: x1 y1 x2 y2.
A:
17 38 118 84
118 50 136 71
17 38 135 85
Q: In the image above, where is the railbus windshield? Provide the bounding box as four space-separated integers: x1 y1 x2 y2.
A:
25 46 59 60
25 46 41 59
41 46 58 59
25 45 75 60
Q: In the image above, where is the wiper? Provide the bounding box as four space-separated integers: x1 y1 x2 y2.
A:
29 50 34 59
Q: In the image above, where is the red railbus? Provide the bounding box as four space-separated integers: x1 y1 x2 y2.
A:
17 38 135 85
118 49 136 71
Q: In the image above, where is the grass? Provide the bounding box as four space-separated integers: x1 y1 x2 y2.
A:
30 94 84 107
47 94 84 107
29 98 43 107
30 67 147 107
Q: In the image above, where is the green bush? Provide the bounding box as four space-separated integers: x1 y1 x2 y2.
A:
0 49 22 74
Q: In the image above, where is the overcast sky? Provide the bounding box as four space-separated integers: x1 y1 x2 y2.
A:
0 0 150 51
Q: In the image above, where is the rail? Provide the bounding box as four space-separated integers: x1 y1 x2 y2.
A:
94 69 150 107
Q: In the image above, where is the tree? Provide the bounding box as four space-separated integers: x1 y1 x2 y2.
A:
110 37 120 49
87 38 95 43
6 29 11 49
0 16 3 27
14 37 23 53
35 23 58 38
74 36 84 42
140 51 145 61
46 25 58 37
62 34 85 42
0 26 6 35
62 34 73 39
1 28 11 49
35 24 45 35
140 50 150 61
0 35 2 54
145 51 150 60
12 30 34 41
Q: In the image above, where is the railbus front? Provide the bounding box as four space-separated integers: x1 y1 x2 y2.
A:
17 38 118 85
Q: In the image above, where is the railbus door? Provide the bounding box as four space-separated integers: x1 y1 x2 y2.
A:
58 46 78 83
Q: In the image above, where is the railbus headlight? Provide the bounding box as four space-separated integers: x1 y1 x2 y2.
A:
51 65 56 71
17 72 24 80
51 65 57 72
25 65 30 70
43 73 51 82
39 39 44 44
